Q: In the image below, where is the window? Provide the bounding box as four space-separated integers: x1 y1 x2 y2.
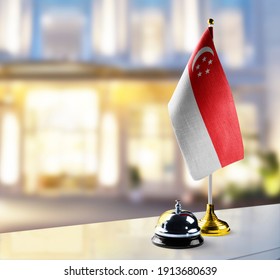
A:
0 110 20 186
127 104 175 191
24 89 99 193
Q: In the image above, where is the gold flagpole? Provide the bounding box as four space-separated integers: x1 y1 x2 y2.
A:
199 173 230 236
198 19 230 236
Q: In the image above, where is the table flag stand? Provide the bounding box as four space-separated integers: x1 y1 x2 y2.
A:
198 174 230 236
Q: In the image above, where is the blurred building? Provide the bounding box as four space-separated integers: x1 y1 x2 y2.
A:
0 0 279 204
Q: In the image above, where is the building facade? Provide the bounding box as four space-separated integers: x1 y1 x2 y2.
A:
1 0 275 200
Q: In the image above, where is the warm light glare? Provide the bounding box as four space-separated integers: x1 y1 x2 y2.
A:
24 89 99 191
128 105 175 183
26 89 98 130
99 112 119 187
224 162 256 185
0 112 20 185
142 107 159 137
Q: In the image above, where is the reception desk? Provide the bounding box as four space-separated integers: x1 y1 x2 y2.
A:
0 204 279 260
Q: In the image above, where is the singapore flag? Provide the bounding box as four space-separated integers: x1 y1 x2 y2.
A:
168 27 244 180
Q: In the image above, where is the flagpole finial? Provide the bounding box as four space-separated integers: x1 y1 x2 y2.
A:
208 18 214 26
208 18 214 38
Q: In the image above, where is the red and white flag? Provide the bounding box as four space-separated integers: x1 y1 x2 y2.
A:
168 27 244 180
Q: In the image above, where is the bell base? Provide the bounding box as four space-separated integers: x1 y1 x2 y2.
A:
198 204 230 236
152 234 204 249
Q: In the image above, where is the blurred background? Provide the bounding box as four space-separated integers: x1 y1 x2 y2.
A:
0 0 279 232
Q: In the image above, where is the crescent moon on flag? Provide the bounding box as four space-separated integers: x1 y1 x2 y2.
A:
191 47 214 72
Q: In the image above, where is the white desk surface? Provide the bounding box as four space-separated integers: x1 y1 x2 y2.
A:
0 204 279 260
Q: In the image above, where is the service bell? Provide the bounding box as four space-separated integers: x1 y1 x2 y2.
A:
152 200 204 249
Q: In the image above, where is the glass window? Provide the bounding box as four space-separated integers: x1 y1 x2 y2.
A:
92 0 128 57
0 0 32 58
0 110 20 186
210 0 258 68
130 0 169 65
127 104 175 189
41 11 86 60
171 0 201 53
24 89 99 194
99 112 119 187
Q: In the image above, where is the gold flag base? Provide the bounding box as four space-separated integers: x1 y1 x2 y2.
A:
198 204 230 236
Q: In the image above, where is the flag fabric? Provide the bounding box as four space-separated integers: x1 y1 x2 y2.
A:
168 27 244 180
